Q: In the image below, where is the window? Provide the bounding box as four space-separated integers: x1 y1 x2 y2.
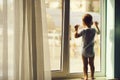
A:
70 0 101 73
45 0 106 78
45 0 62 71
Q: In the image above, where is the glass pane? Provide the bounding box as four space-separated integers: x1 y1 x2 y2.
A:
70 0 101 73
45 0 62 70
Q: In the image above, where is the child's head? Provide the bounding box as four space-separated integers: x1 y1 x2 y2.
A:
82 14 93 28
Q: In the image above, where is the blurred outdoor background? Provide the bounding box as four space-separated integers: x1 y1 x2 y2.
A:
45 0 101 73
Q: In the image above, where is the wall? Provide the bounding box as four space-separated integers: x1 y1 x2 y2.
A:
106 0 120 79
106 0 115 79
115 0 120 78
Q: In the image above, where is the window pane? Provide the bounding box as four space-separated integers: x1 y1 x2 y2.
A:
70 0 101 73
45 0 62 70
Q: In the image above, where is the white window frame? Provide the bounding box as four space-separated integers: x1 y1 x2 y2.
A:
52 0 106 79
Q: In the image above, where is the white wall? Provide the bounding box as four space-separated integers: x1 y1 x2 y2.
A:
106 0 115 79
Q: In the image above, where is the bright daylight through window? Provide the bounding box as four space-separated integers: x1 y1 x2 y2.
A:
45 0 62 70
70 0 100 73
45 0 101 73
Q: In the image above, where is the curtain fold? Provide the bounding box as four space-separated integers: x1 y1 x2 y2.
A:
2 0 8 80
0 0 51 80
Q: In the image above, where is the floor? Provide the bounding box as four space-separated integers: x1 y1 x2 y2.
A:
52 77 117 80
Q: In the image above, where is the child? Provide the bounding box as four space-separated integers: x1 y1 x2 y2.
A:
74 14 100 80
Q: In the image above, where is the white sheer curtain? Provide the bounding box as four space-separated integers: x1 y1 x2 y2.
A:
0 0 51 80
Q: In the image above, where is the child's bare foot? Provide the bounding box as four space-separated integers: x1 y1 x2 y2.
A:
84 76 88 80
90 77 95 80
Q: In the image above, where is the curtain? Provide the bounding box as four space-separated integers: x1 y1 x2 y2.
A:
0 0 51 80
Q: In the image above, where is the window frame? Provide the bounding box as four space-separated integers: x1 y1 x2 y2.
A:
52 0 106 79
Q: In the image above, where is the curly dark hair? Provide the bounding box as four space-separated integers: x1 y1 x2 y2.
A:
82 14 93 28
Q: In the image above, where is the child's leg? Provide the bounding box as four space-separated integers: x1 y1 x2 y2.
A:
89 56 95 79
82 55 88 80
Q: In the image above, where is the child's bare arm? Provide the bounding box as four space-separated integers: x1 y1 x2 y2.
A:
74 24 79 32
75 32 79 38
94 21 100 34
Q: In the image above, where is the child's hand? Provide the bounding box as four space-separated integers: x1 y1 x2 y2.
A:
94 21 99 26
74 25 79 31
94 21 100 34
